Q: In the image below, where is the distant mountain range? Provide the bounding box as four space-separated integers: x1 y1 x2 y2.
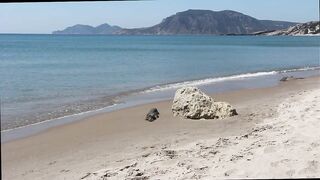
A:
53 9 299 35
53 23 122 34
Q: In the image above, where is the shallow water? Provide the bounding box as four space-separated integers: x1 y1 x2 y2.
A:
1 35 319 130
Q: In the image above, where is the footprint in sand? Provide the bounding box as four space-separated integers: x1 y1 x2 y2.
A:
119 162 138 171
60 169 70 173
142 153 151 158
48 161 57 165
280 159 291 164
141 145 156 150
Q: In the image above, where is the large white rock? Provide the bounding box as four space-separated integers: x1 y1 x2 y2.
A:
172 87 237 119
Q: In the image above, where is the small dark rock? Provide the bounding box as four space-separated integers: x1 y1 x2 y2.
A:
280 76 304 82
145 108 160 122
280 76 291 81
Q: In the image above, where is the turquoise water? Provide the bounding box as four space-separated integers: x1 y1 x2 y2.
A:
0 35 319 130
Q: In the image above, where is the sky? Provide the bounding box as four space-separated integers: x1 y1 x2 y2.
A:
0 0 319 34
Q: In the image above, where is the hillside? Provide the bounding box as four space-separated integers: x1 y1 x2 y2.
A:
118 10 297 35
52 23 122 35
52 9 298 35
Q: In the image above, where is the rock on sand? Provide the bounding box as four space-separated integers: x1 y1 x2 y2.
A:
172 87 237 119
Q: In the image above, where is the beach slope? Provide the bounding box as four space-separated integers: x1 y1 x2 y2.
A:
2 76 320 179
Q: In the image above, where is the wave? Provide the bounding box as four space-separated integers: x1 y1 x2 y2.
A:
279 66 320 73
143 66 320 93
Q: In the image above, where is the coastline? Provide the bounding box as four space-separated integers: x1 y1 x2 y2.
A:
1 66 319 142
2 34 319 132
1 75 319 179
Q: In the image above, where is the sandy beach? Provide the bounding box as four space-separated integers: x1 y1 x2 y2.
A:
1 76 320 179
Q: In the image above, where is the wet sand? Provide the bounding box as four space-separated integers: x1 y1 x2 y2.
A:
1 76 320 179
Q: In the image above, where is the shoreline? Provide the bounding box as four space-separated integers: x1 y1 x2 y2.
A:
2 66 319 142
1 75 320 179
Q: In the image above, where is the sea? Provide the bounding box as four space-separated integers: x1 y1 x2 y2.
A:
1 34 319 141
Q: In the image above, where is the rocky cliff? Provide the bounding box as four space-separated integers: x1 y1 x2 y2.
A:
254 21 320 36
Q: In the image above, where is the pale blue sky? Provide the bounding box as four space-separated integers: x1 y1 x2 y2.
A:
0 0 319 34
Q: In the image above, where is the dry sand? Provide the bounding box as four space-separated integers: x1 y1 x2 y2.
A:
1 76 320 180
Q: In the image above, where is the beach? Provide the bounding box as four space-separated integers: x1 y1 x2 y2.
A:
2 75 319 179
1 35 319 131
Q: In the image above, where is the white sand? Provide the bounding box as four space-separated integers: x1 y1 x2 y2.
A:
85 88 320 179
2 77 319 180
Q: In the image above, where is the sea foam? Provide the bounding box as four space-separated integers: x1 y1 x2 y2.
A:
143 66 319 93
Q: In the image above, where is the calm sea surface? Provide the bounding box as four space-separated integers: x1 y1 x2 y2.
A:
1 35 319 130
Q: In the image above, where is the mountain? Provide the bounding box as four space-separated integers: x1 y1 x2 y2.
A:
255 21 320 36
52 23 122 35
118 10 297 35
94 23 122 34
52 9 298 35
53 24 95 34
